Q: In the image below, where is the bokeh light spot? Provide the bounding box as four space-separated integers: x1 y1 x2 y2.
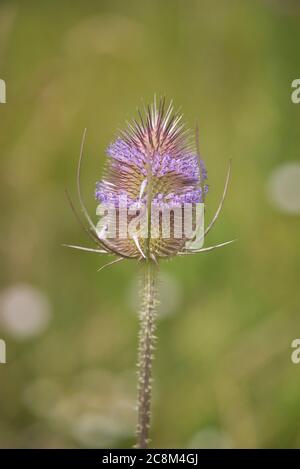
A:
267 162 300 215
0 284 51 339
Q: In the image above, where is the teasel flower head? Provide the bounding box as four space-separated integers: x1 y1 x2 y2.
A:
65 97 233 266
94 98 211 262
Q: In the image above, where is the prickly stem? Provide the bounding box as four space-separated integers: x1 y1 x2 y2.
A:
135 260 159 448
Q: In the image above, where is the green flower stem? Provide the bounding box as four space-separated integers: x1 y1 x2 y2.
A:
136 260 159 448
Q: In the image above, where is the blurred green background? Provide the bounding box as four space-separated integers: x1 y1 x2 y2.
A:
1 0 300 449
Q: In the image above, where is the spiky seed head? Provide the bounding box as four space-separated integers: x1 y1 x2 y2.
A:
95 98 208 260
